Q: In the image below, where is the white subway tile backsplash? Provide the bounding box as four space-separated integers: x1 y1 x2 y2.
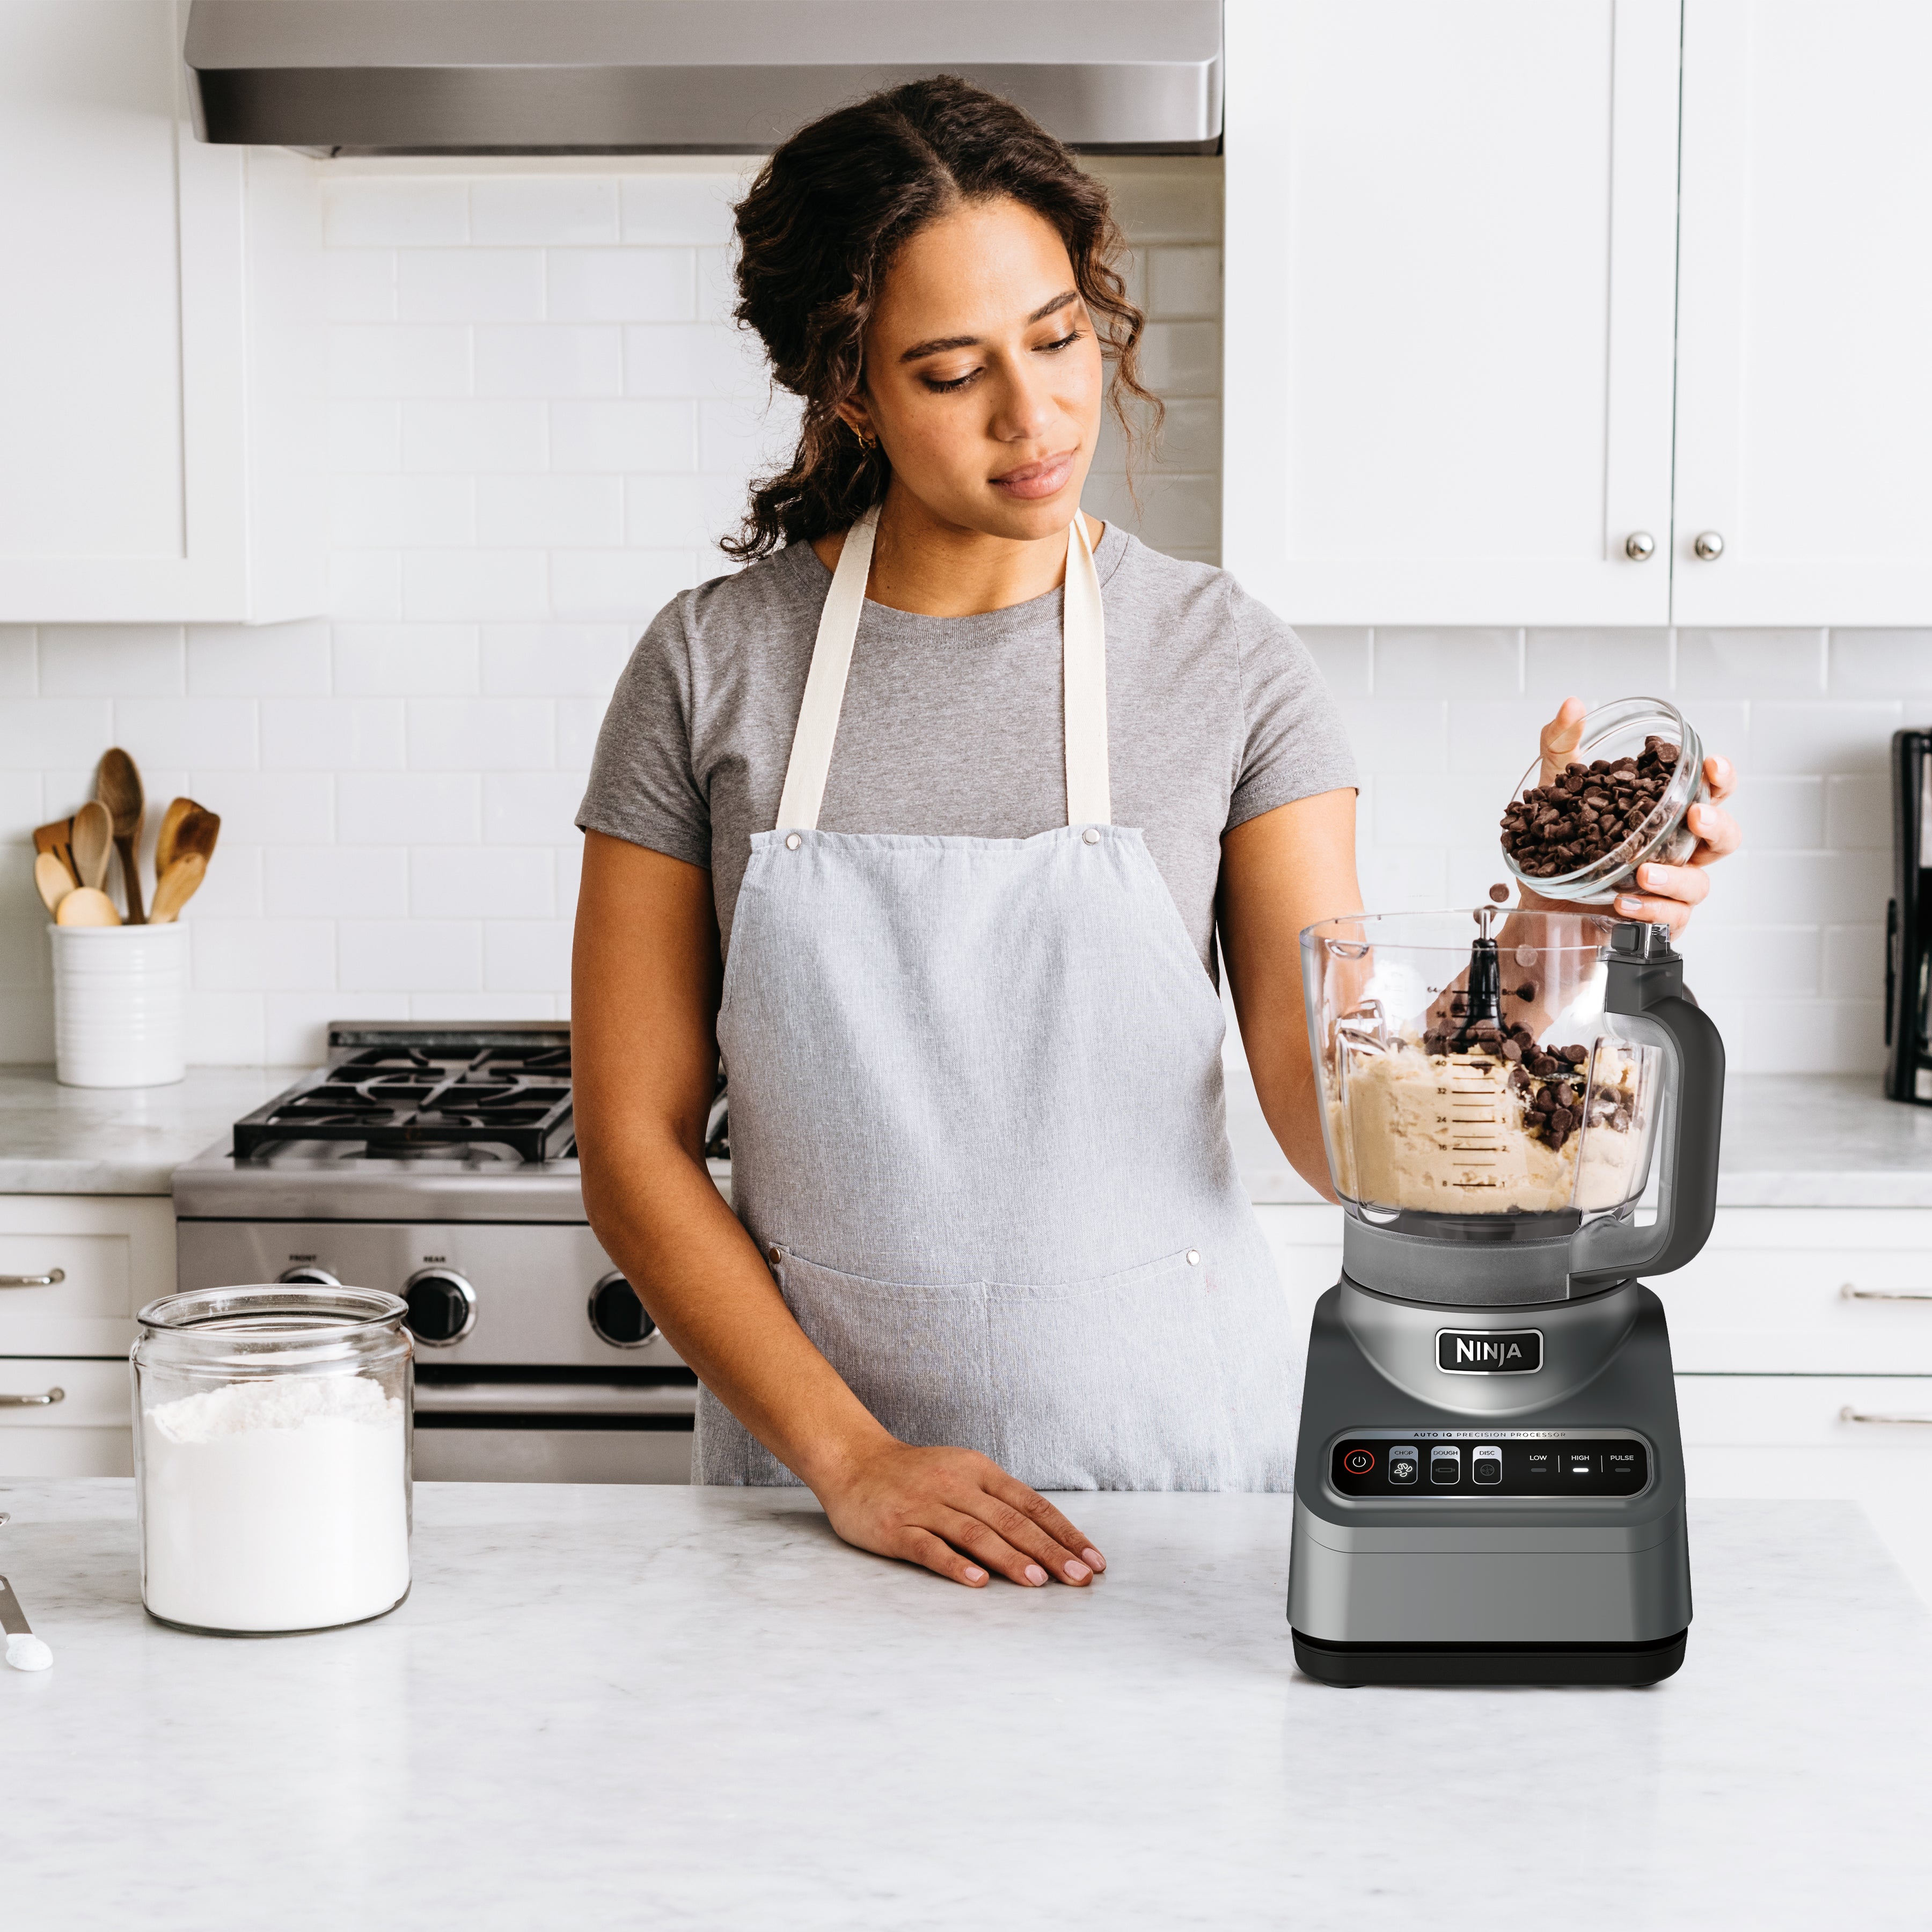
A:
618 173 742 246
1825 774 1893 850
327 401 402 473
260 699 406 771
2 160 1919 1075
324 250 398 322
547 248 696 321
334 625 479 697
264 846 408 919
112 699 258 770
402 398 548 474
321 179 469 248
398 249 545 322
328 325 472 398
476 324 623 398
555 398 698 473
188 621 333 698
471 177 619 246
1829 631 1932 699
1753 701 1902 775
481 625 635 698
40 627 184 697
1375 630 1520 698
478 475 625 548
337 772 481 845
327 474 475 550
484 920 573 992
402 551 550 623
1677 630 1827 697
0 628 36 697
339 919 481 992
412 846 554 919
408 698 552 772
550 550 695 621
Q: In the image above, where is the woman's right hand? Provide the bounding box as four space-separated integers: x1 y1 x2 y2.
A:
815 1439 1107 1589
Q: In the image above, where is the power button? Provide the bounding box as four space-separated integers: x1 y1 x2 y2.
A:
1342 1448 1375 1476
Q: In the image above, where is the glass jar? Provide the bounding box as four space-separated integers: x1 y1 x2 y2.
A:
131 1286 412 1635
1501 695 1707 905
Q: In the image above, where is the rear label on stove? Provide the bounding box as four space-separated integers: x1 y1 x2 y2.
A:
1436 1328 1543 1374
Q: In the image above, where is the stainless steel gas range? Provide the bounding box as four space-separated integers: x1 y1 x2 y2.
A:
172 1021 715 1484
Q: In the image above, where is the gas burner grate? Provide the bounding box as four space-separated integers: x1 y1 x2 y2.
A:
235 1034 575 1163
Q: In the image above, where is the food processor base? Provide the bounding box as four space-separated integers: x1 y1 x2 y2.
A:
1290 1629 1688 1689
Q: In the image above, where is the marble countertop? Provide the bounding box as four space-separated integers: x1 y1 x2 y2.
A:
1 1060 1926 1209
4 1479 1929 1930
0 1064 299 1195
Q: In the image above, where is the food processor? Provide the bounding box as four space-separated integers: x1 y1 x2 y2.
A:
1287 906 1724 1686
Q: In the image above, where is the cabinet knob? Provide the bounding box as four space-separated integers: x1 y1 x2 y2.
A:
1693 530 1725 561
1623 531 1655 561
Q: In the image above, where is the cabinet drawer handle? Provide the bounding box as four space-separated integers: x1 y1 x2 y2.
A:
0 1387 64 1408
1841 1284 1932 1303
1840 1406 1932 1426
0 1269 65 1289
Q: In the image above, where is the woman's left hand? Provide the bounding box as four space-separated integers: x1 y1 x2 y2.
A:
1521 696 1742 937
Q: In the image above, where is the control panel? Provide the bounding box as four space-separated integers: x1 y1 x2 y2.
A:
1330 1433 1649 1498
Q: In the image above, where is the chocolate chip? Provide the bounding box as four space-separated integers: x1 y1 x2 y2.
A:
1501 1039 1523 1062
1488 882 1509 904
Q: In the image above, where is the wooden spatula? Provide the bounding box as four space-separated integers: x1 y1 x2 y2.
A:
32 817 75 883
33 852 75 918
149 853 207 925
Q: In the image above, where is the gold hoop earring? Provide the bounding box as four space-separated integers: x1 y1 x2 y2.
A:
848 421 875 451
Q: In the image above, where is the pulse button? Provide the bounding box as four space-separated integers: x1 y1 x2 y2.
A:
1388 1447 1419 1486
1429 1445 1462 1486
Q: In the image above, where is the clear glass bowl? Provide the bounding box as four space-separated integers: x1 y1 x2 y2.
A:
131 1286 413 1635
1501 696 1707 906
1300 909 1664 1235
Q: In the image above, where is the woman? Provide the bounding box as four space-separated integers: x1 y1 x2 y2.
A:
572 78 1740 1591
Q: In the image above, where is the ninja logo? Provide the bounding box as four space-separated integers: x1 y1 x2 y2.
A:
1437 1328 1544 1374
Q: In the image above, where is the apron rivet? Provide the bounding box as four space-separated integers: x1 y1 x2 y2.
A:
1082 826 1100 845
785 832 802 851
1187 1249 1201 1265
767 1245 782 1265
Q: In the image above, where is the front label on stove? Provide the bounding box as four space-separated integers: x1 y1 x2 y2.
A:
1436 1328 1543 1374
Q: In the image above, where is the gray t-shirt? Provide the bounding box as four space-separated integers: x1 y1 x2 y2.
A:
577 524 1357 971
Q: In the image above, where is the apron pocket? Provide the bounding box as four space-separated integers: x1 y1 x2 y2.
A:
984 1247 1239 1491
769 1247 998 1458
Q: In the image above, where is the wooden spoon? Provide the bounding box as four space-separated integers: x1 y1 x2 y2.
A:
96 748 146 925
33 852 75 918
54 886 121 927
155 797 194 875
148 853 207 925
173 805 221 869
70 800 113 891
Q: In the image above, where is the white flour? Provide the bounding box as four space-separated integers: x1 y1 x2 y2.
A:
140 1373 409 1633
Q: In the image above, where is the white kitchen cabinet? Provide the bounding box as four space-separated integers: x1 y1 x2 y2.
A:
1223 0 1682 626
0 1 322 623
0 1195 171 1478
1672 0 1932 625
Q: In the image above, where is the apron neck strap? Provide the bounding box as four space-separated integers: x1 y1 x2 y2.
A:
775 504 1111 832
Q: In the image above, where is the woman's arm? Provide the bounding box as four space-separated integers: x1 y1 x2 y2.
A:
1216 789 1365 1201
570 829 1103 1589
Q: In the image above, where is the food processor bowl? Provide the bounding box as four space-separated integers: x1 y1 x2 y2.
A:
1301 909 1664 1242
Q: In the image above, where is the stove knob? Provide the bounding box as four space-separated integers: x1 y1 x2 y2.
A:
278 1267 341 1287
589 1271 657 1348
403 1268 477 1347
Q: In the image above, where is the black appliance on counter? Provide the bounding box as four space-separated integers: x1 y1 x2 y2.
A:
1887 728 1932 1106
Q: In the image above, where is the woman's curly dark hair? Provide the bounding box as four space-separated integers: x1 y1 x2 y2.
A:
723 75 1161 561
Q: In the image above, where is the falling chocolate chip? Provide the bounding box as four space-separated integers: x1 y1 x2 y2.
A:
1488 882 1509 904
1516 982 1537 1002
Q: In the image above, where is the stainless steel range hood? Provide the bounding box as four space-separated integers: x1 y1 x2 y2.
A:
184 1 1223 156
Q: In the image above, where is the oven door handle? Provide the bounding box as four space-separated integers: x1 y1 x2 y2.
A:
412 1380 697 1419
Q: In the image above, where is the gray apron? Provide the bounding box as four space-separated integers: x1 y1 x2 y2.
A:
700 503 1302 1489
